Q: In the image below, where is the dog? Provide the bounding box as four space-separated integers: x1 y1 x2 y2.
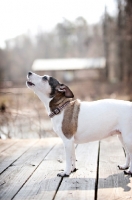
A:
26 72 132 177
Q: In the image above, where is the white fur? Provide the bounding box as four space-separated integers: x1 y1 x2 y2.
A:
27 72 132 177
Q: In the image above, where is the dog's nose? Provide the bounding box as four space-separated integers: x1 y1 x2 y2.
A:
28 72 32 77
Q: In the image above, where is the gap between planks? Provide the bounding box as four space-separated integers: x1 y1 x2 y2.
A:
97 136 132 200
0 139 39 174
0 138 58 200
12 139 65 200
0 139 18 153
94 141 100 200
54 141 99 200
1 137 130 200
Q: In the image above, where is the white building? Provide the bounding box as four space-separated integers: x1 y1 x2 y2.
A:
32 57 106 82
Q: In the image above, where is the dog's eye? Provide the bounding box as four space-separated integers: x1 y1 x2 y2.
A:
42 76 47 81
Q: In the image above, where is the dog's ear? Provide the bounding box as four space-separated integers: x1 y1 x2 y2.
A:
56 84 74 98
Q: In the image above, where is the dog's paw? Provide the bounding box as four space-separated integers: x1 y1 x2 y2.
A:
124 170 132 176
71 168 78 173
57 172 69 177
117 165 129 170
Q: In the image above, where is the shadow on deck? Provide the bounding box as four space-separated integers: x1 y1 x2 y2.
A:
0 136 132 200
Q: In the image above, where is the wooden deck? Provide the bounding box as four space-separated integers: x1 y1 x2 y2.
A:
0 136 132 200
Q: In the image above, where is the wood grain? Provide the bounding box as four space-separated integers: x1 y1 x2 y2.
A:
0 139 18 153
54 141 99 200
0 137 132 200
0 138 58 200
97 136 132 200
0 139 37 174
13 138 64 200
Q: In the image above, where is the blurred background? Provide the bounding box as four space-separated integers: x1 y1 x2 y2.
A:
0 0 132 139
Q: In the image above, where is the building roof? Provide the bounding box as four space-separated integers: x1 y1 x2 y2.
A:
32 57 106 71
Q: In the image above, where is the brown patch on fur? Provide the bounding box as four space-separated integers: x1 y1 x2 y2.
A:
62 99 80 139
49 90 72 112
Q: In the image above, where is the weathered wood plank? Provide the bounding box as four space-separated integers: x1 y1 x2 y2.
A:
0 139 18 153
1 137 131 200
13 138 64 200
0 139 38 174
0 138 58 200
97 136 132 200
54 141 99 200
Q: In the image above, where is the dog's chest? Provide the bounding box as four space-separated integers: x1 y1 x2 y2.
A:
51 99 80 139
51 111 64 138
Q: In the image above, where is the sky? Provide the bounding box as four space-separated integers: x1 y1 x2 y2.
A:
0 0 117 48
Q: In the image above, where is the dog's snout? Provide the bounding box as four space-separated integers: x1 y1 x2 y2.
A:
28 72 32 77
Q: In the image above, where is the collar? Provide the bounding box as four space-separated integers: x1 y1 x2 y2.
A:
49 101 70 118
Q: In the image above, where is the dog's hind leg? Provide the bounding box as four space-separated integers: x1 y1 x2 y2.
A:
123 135 132 176
124 154 132 176
117 134 130 170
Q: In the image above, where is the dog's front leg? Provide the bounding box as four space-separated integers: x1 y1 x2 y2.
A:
57 138 73 177
71 143 77 172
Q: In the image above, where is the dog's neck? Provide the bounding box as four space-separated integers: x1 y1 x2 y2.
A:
34 90 51 114
34 90 72 115
49 92 72 112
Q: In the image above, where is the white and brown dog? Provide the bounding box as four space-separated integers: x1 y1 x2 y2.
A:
26 72 132 177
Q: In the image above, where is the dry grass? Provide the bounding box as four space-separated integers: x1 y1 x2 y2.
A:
0 88 55 139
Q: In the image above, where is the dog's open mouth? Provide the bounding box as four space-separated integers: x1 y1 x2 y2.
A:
27 81 35 86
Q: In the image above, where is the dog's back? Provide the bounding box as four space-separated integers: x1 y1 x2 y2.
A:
75 99 132 143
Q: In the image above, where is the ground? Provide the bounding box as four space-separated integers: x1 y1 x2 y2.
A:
0 136 132 200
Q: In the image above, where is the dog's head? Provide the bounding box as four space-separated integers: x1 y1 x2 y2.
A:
26 72 74 99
